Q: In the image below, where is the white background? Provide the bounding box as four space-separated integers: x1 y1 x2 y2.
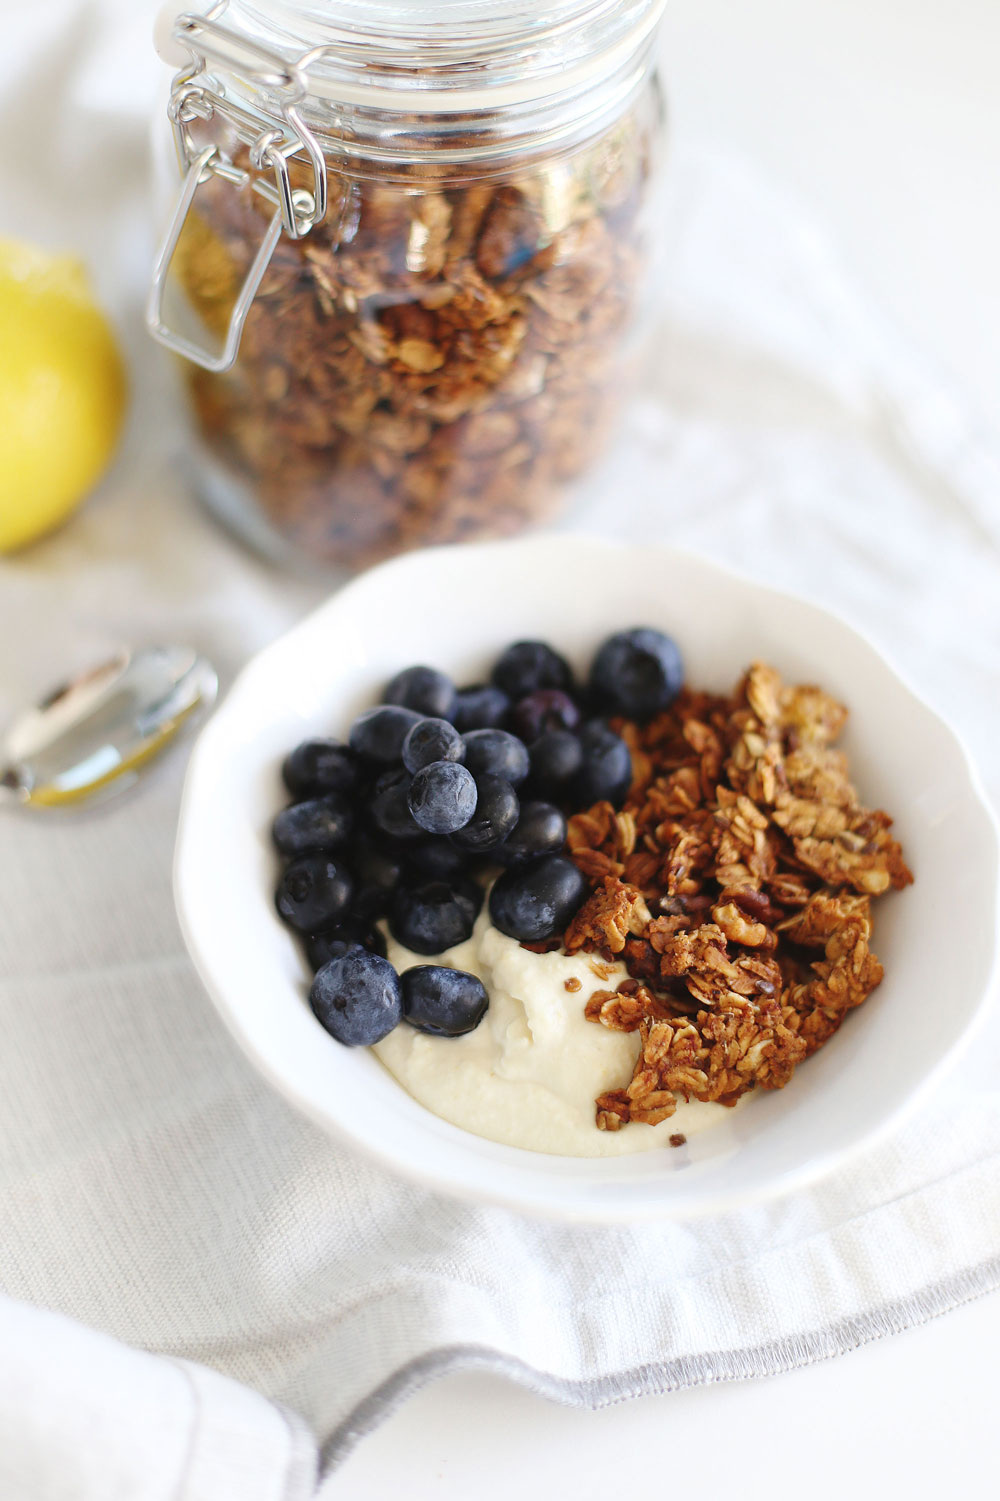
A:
663 0 1000 415
326 2 999 1494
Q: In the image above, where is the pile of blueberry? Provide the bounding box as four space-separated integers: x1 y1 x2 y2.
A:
272 630 684 1049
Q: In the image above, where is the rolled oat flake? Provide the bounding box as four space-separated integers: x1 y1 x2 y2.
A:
148 1 669 571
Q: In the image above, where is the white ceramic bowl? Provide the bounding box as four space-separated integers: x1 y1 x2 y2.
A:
175 536 999 1221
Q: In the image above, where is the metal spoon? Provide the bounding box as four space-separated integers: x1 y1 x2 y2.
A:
0 647 218 809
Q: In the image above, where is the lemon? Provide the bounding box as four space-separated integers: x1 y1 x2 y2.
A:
0 238 127 552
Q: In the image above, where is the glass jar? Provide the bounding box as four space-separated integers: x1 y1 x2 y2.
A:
149 1 667 570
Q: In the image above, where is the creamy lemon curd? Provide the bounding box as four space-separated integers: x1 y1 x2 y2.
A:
376 909 729 1156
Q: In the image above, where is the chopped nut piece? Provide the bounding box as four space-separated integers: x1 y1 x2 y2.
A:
711 900 769 948
564 877 651 955
584 986 647 1032
396 337 446 372
595 1094 629 1131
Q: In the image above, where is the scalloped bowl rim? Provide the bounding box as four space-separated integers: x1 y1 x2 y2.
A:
174 536 1000 1222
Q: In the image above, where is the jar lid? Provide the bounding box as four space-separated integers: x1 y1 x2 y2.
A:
156 0 666 114
148 0 664 373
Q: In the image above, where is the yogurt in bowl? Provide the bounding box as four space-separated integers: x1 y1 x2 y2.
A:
173 535 999 1221
378 911 732 1156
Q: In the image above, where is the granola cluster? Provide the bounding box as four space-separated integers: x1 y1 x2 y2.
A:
175 102 657 567
563 664 913 1130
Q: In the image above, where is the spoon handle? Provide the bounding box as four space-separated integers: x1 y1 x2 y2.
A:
0 769 26 806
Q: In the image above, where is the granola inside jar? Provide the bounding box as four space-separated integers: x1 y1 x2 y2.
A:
150 2 668 569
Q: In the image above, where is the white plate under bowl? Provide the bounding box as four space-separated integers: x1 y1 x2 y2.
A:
174 536 999 1221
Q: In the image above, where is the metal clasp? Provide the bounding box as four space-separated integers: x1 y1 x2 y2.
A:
146 6 329 373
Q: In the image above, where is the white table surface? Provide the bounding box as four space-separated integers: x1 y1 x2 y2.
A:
326 1 1000 1493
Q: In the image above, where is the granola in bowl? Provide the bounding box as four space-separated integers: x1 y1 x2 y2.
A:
566 661 912 1134
269 629 912 1157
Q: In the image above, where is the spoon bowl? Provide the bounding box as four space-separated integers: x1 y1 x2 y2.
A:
1 646 218 809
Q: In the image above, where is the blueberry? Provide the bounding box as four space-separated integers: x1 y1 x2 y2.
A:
498 801 567 865
389 879 482 955
405 837 470 882
528 729 584 795
383 665 456 720
349 705 422 765
276 855 353 933
401 966 489 1037
463 728 530 785
349 834 403 919
310 948 402 1046
402 717 466 774
369 768 422 840
407 761 478 835
305 921 386 971
488 855 587 942
510 689 580 745
272 793 353 857
589 627 683 721
282 739 358 799
451 683 510 732
451 776 519 852
492 640 573 699
306 933 358 970
572 721 632 808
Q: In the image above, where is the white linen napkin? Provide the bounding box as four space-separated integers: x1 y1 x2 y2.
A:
2 3 999 1497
